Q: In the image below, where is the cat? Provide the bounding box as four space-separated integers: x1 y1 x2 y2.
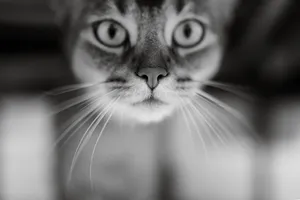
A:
50 0 252 200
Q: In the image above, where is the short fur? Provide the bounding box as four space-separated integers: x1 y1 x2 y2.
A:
52 0 240 199
51 0 237 122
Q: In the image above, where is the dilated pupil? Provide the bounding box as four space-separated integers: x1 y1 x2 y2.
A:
183 24 192 39
108 24 117 39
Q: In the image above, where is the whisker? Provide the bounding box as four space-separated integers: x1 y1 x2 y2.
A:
89 97 120 190
51 90 117 150
195 91 256 140
67 98 118 184
192 98 228 139
50 91 100 115
178 101 195 146
198 80 253 100
55 89 117 124
45 83 98 96
182 99 208 154
186 100 218 147
196 97 254 148
196 91 249 127
163 85 204 151
189 98 228 146
57 102 107 150
181 57 250 99
51 103 98 151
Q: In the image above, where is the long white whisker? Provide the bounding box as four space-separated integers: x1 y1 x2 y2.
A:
58 104 102 150
163 85 203 150
186 100 217 146
203 96 252 141
178 102 195 145
182 57 250 99
51 90 104 115
182 57 251 100
197 81 252 100
196 91 250 127
45 83 97 96
182 99 208 154
89 97 120 190
51 104 97 151
189 98 227 146
59 90 116 127
52 90 117 149
193 97 236 137
196 91 256 141
67 98 118 184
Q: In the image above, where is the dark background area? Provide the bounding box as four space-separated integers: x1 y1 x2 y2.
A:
0 0 73 92
217 0 300 97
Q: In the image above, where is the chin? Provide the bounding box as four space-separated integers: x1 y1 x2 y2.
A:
114 102 176 124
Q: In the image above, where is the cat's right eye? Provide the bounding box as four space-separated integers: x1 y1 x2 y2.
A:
92 20 129 48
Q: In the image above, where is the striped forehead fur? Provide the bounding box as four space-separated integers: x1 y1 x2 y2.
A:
112 0 186 11
53 0 238 36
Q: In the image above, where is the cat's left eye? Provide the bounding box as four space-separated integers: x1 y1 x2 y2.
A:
173 19 205 48
92 20 128 48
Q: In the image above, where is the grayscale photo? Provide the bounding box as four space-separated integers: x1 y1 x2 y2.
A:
0 0 299 200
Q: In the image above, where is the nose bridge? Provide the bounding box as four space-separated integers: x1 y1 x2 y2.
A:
140 50 164 69
134 17 169 89
138 17 164 63
135 35 169 89
133 27 165 69
142 37 163 65
138 30 167 69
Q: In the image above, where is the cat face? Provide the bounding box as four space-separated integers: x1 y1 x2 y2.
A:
57 0 236 123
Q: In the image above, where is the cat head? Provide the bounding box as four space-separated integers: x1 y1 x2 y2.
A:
52 0 237 123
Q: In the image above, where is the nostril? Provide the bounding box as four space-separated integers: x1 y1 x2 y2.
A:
157 74 167 81
140 74 148 81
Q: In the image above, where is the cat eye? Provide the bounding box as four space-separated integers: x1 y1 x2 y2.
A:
92 20 128 48
173 19 205 48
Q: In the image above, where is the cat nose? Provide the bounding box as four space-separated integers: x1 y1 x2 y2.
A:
136 67 168 89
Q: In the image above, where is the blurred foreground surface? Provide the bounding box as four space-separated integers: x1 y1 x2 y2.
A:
0 95 300 200
0 97 56 200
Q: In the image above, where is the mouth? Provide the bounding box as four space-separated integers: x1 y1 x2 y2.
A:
132 95 166 107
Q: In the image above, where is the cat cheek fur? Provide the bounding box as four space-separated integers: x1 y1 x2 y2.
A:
72 45 111 84
184 44 223 83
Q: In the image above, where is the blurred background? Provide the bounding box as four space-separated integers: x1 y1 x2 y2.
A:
0 0 70 199
0 0 299 200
